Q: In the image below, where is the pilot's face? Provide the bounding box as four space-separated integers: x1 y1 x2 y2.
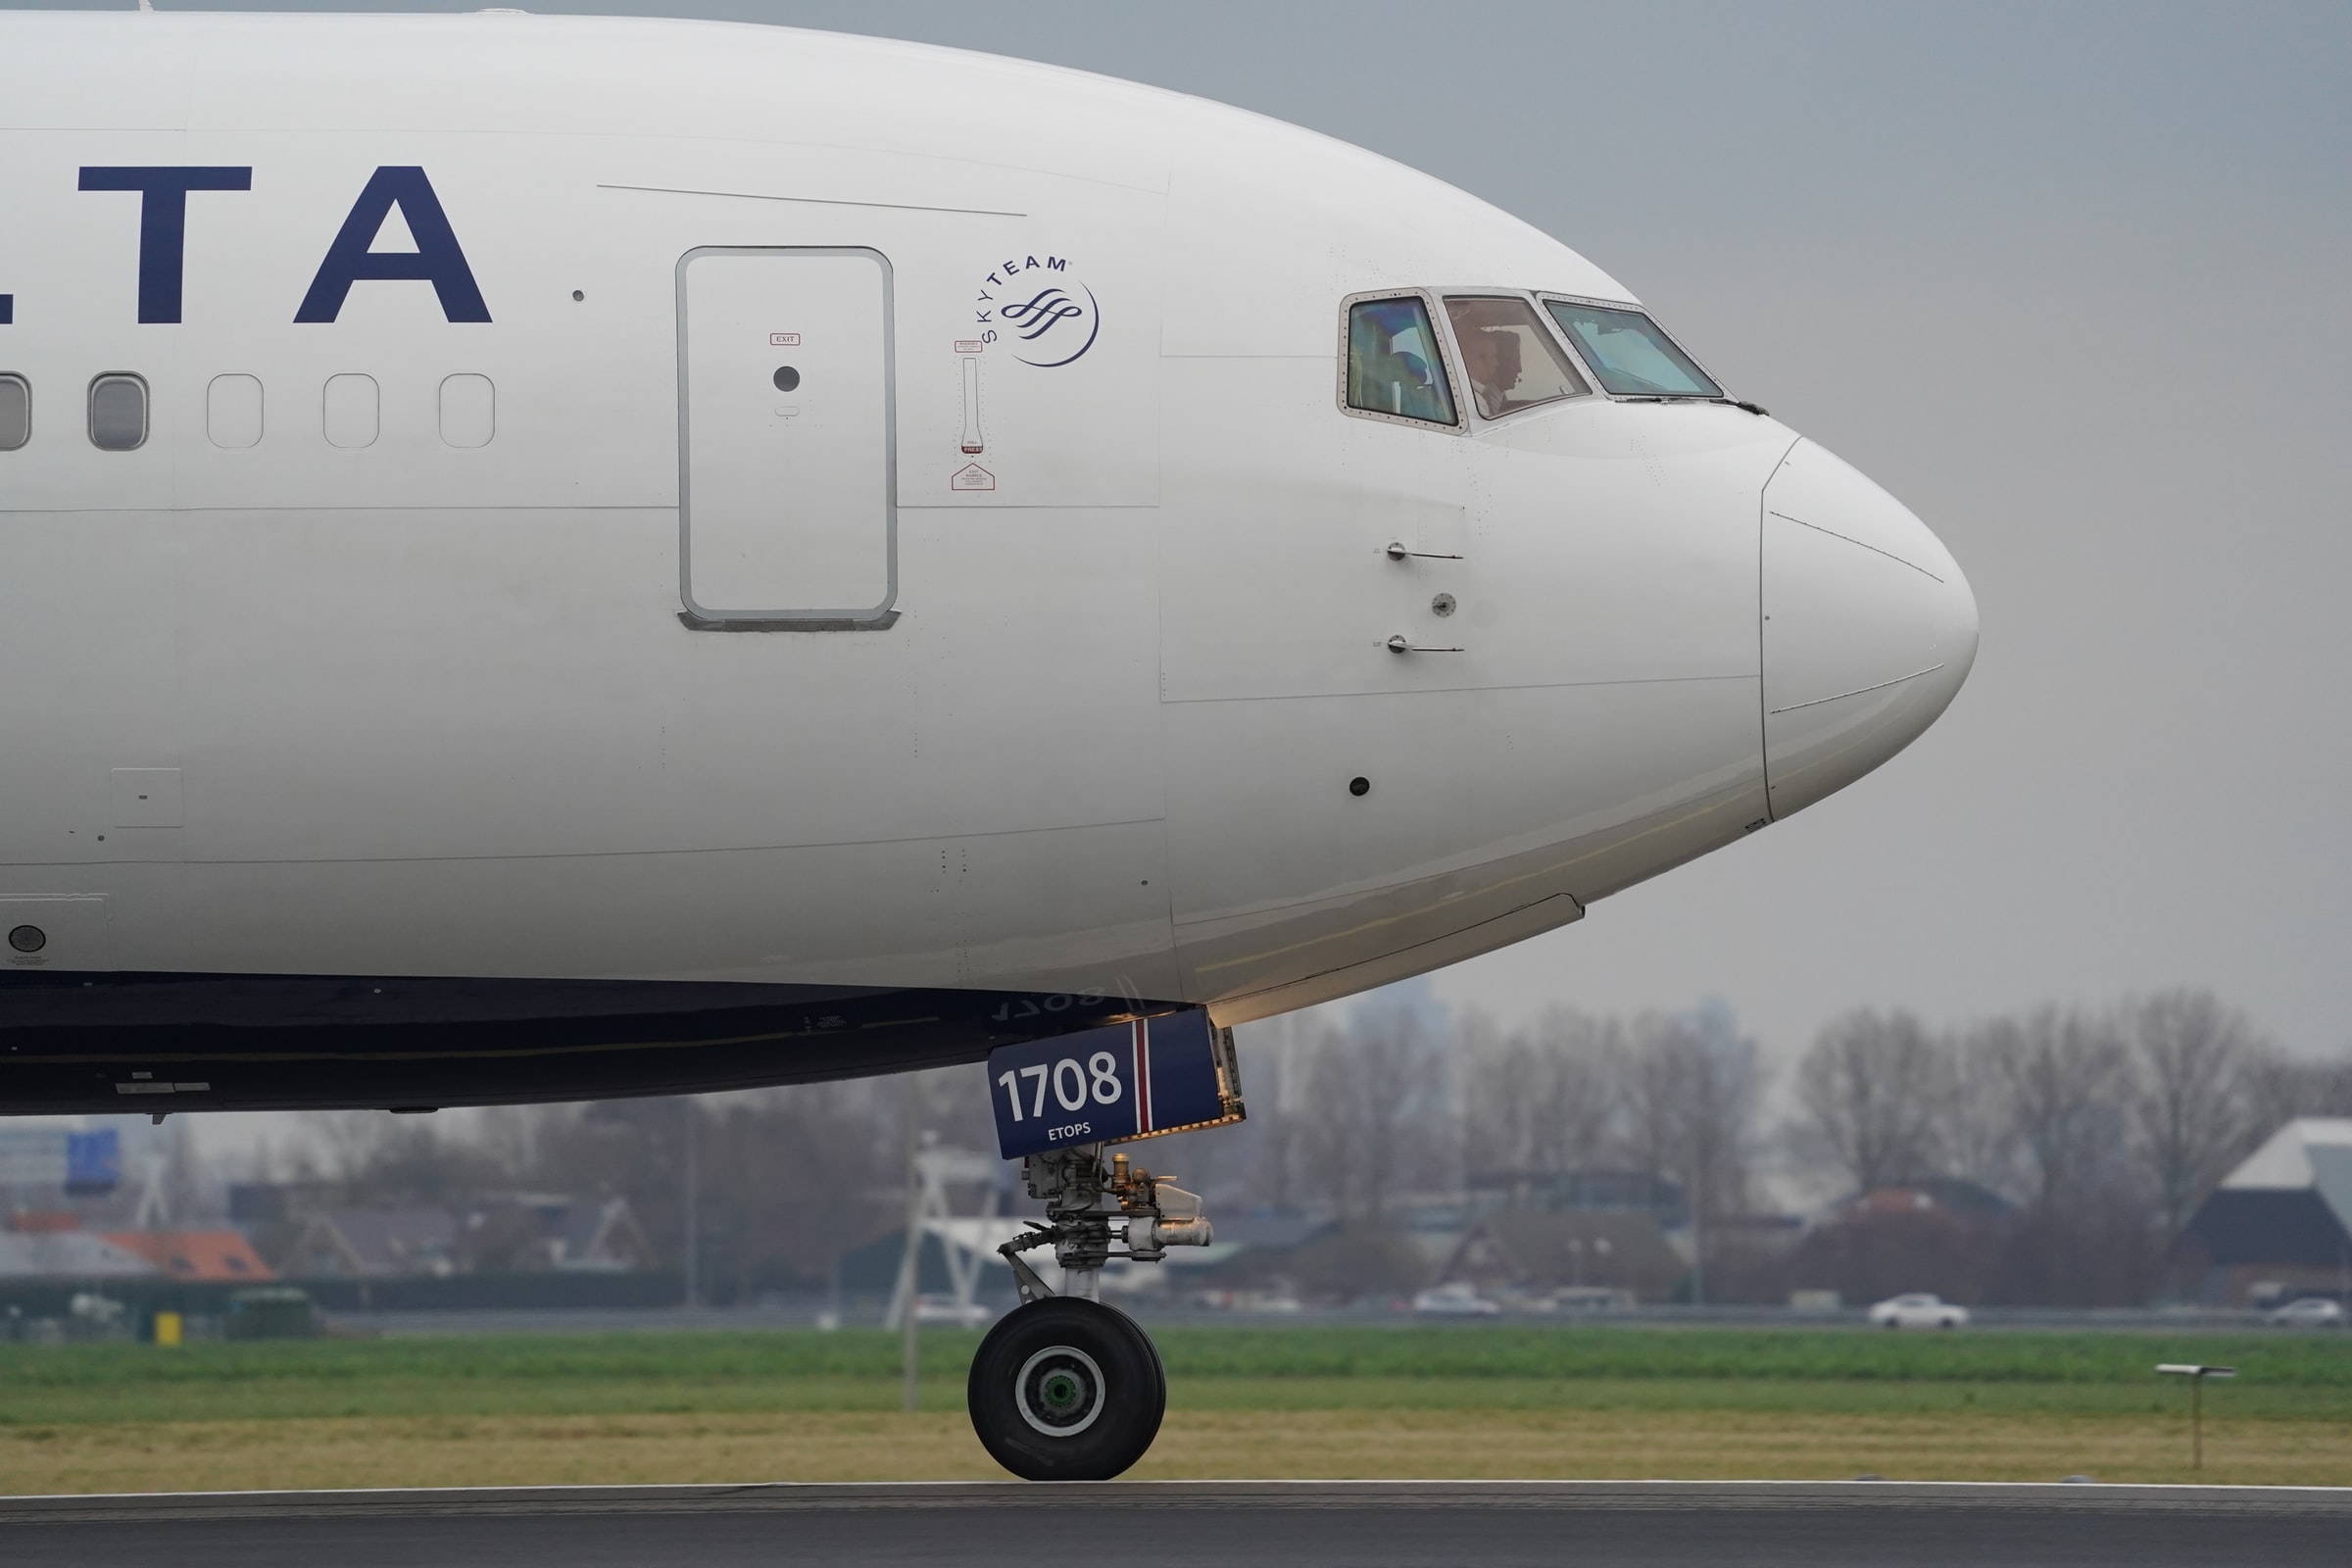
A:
1462 330 1502 383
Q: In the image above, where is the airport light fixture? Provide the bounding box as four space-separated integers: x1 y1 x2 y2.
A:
2156 1363 2235 1471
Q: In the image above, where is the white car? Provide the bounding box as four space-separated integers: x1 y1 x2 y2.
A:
2266 1297 2346 1328
911 1294 992 1328
1868 1293 1969 1329
1412 1283 1501 1317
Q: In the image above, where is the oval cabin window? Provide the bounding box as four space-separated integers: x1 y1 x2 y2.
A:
0 375 26 451
88 374 148 451
439 373 494 449
207 374 264 449
322 373 380 449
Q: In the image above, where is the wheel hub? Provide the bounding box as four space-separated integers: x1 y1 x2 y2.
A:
1015 1345 1106 1437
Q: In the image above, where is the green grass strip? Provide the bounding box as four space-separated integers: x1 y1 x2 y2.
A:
3 1326 2346 1395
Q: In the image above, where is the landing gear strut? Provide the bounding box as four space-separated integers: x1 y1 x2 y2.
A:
967 1145 1209 1480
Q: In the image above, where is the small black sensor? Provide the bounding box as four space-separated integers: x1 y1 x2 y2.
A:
1348 777 1370 797
772 366 802 392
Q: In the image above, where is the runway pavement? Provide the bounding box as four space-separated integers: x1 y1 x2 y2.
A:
3 1480 2346 1567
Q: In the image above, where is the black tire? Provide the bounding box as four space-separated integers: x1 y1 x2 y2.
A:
967 1298 1164 1481
1140 1313 1169 1414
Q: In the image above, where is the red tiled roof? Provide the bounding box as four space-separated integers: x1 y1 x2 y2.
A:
4 1211 82 1234
99 1230 273 1282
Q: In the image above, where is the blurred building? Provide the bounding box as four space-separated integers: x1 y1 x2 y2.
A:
2173 1118 2352 1306
1779 1179 2013 1307
1466 1167 1689 1229
0 1213 271 1293
98 1230 271 1283
276 1196 647 1279
1841 1178 2013 1223
1440 1210 1687 1302
469 1195 650 1273
0 1227 155 1281
281 1205 461 1278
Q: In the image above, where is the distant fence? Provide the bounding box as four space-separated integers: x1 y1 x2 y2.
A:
0 1269 685 1322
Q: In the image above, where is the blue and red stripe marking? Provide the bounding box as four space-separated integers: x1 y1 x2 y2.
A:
1131 1018 1153 1134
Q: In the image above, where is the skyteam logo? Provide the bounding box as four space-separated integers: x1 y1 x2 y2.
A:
972 254 1100 368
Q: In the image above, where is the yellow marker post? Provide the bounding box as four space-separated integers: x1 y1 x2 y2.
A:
152 1310 183 1348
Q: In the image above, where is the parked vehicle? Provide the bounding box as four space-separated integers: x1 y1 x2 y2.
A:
1548 1286 1638 1314
2266 1297 2346 1328
1412 1282 1501 1317
1868 1292 1969 1329
912 1294 993 1328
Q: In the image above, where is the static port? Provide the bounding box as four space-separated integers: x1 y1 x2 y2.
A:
1348 777 1370 797
7 924 46 954
772 366 802 391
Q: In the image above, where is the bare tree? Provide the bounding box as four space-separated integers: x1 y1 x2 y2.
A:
1454 1007 1525 1173
1620 1015 1687 1197
1940 1025 2023 1199
1984 1005 2132 1210
1680 1016 1762 1285
318 1109 512 1207
1622 1008 1760 1302
2243 1045 2352 1135
1239 1011 1320 1213
1789 1008 1947 1194
1968 1004 2161 1305
1297 1004 1446 1223
1458 1004 1621 1180
2123 990 2263 1241
1353 1000 1449 1218
1296 1028 1368 1221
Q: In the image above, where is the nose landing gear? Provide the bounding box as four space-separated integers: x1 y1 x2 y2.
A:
968 1296 1165 1480
967 1145 1205 1480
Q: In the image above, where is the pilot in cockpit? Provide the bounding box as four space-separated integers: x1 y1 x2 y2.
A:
1459 326 1523 420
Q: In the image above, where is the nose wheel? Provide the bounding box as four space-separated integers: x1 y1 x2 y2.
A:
968 1143 1203 1479
968 1297 1165 1480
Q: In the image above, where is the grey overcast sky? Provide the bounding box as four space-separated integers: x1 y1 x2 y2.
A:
24 0 2352 1065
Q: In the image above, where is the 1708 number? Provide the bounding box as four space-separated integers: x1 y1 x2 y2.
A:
997 1050 1124 1123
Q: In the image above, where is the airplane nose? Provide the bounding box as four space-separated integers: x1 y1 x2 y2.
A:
1760 439 1979 818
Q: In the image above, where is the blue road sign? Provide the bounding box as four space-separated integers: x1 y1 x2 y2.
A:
66 1129 120 1195
0 1126 119 1192
987 1009 1242 1161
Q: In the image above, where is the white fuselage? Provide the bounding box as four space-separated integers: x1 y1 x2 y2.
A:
0 14 1976 1108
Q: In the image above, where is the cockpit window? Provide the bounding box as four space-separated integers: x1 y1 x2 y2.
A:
1346 297 1457 425
1543 301 1723 399
1444 297 1590 419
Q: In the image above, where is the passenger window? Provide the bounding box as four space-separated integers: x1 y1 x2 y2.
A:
0 375 26 451
1445 297 1591 419
207 374 264 449
88 374 148 451
1346 297 1457 425
322 373 380 449
439 373 494 449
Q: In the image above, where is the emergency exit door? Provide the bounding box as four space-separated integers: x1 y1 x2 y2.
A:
678 247 896 625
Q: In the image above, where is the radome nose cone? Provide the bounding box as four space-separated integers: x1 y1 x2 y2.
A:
1761 440 1978 819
